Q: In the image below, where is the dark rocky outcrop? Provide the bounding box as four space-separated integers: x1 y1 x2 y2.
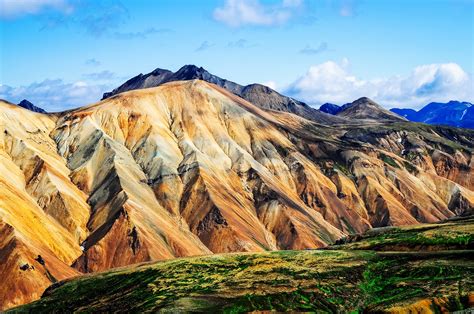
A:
17 99 46 113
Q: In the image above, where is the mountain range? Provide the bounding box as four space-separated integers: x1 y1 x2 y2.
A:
391 101 474 129
17 66 472 129
1 65 473 310
321 100 474 129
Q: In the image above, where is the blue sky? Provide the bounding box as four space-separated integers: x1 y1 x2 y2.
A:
0 0 473 111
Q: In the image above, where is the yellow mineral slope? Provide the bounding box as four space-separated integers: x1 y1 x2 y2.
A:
0 101 84 309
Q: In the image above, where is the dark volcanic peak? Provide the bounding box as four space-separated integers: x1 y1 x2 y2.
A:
173 64 209 80
102 68 173 99
101 64 346 124
337 97 406 121
17 99 46 113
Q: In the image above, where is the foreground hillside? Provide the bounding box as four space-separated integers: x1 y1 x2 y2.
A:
12 217 474 313
1 79 474 309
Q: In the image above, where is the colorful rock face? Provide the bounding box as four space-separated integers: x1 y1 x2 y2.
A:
1 80 473 310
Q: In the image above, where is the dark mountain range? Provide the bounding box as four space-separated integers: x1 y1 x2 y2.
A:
391 101 474 128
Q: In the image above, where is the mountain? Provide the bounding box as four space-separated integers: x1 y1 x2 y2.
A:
320 98 406 121
17 99 46 113
319 103 343 115
13 216 474 313
102 65 344 124
1 80 474 310
391 101 474 128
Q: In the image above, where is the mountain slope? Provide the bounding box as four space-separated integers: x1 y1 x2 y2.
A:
101 65 344 124
391 101 474 128
13 217 474 313
1 81 474 309
336 97 406 121
0 100 86 309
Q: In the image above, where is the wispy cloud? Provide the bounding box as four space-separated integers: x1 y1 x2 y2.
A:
213 0 303 27
227 39 256 48
82 71 117 81
85 58 101 67
300 42 328 55
113 27 171 40
286 59 473 109
195 41 214 52
10 0 167 40
79 1 129 37
339 0 358 17
0 0 73 19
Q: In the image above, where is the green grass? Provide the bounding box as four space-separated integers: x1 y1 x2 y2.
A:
379 153 400 168
10 218 474 313
333 216 474 251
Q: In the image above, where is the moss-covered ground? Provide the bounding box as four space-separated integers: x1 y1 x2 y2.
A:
10 217 474 313
331 216 474 251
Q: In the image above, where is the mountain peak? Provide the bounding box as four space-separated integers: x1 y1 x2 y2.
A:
351 97 379 107
319 103 342 115
17 99 46 113
174 64 211 80
337 97 405 121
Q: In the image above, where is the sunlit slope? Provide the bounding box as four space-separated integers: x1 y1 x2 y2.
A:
0 100 85 309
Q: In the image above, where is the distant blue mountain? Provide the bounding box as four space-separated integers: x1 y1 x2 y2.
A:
319 103 342 115
391 101 474 129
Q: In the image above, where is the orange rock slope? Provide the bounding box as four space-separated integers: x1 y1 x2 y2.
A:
0 80 473 310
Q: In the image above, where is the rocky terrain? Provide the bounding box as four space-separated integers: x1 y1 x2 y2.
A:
1 78 474 310
11 216 474 313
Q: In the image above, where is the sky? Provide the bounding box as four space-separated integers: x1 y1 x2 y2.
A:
0 0 473 111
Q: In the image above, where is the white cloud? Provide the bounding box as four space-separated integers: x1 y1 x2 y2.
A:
0 79 112 112
286 60 473 109
213 0 303 27
0 0 73 18
262 81 278 90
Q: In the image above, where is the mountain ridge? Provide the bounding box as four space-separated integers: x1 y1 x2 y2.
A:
102 65 346 124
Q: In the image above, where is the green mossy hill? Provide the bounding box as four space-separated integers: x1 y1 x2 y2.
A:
331 215 474 251
10 249 473 313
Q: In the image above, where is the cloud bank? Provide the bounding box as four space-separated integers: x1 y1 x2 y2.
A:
286 60 473 109
0 79 111 112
